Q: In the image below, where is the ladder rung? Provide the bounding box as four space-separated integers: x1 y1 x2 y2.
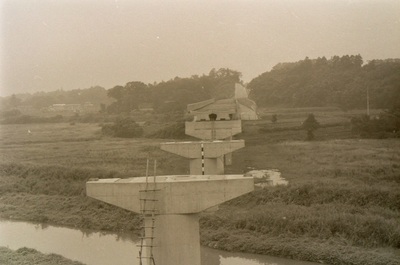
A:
136 245 158 247
139 236 155 239
140 199 158 201
137 256 156 259
140 226 156 228
139 189 161 192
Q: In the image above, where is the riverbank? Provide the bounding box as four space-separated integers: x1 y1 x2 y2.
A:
0 247 85 265
0 121 399 265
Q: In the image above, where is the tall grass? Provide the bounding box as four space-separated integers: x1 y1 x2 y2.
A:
0 108 399 265
0 247 86 265
0 163 123 196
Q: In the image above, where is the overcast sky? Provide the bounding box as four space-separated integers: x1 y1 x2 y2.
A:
1 0 399 96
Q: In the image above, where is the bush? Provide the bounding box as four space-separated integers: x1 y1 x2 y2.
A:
302 113 320 140
0 109 21 118
146 122 187 139
351 113 400 138
101 116 143 138
1 114 64 124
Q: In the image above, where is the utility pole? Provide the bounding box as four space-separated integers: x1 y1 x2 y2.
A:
367 86 370 116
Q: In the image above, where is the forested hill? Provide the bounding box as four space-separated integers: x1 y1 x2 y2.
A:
2 56 399 114
0 68 242 114
248 55 400 110
106 68 241 113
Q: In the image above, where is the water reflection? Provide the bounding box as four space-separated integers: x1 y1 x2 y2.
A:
202 246 318 265
0 219 318 265
34 222 50 230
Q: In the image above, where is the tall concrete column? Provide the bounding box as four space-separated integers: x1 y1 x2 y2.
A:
143 214 200 265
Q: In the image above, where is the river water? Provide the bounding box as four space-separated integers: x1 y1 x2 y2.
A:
0 219 319 265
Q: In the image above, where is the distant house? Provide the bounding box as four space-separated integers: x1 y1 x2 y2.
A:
138 103 154 112
47 102 97 113
82 102 94 109
49 104 81 112
187 83 258 121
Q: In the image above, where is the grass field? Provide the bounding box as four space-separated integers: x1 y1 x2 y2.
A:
0 107 399 265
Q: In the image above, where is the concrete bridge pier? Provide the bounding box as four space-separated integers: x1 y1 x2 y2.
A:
86 175 254 265
160 140 245 175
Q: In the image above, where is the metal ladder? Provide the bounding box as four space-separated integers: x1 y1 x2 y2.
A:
138 159 159 265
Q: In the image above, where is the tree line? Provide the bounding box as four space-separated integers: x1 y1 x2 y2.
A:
2 55 399 115
105 68 241 113
248 55 400 111
0 86 112 111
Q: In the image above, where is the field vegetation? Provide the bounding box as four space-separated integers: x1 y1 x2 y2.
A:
0 107 399 265
0 247 85 265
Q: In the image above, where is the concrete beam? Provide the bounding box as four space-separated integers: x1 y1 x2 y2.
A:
185 120 242 140
160 140 244 159
86 175 254 214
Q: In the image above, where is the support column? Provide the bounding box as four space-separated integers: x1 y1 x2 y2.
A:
144 214 200 265
189 157 224 175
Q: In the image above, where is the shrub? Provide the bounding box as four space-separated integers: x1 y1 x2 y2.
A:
146 122 187 139
271 114 278 123
101 116 143 138
351 113 400 138
0 109 21 118
302 113 320 140
0 114 64 124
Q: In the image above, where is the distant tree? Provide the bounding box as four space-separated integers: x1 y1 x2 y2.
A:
9 94 21 108
271 114 278 123
107 85 125 101
106 82 150 114
100 103 106 113
302 113 320 140
208 68 242 82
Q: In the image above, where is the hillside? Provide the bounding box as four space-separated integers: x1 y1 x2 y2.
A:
248 56 400 110
2 56 399 117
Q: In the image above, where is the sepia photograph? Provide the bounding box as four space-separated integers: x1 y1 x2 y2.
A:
0 0 399 264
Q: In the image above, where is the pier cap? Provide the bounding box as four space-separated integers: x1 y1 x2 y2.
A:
160 140 244 158
86 174 254 214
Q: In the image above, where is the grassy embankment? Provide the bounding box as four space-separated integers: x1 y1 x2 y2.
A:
0 247 85 265
0 108 399 265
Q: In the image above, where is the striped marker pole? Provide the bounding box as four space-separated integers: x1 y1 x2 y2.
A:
201 143 205 175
